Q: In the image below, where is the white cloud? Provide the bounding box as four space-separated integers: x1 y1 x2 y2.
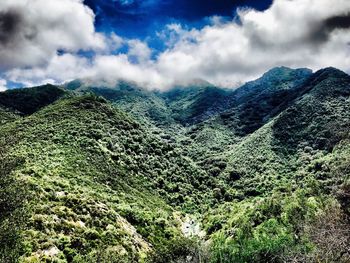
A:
2 0 350 90
6 53 92 87
127 39 152 64
0 0 105 70
0 79 7 92
152 0 350 87
105 33 125 53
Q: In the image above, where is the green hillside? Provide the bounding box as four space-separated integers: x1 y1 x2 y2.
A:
0 95 211 262
64 80 174 126
1 67 350 262
160 85 232 125
203 68 350 262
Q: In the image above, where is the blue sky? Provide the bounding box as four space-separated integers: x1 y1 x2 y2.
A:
84 0 273 51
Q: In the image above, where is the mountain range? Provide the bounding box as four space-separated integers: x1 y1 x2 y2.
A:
1 66 350 263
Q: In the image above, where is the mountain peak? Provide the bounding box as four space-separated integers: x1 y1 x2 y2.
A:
261 66 313 80
313 67 349 78
235 66 313 100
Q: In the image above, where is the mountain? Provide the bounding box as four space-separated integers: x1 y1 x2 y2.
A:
1 67 350 263
64 80 174 126
0 84 66 126
202 67 350 262
0 84 66 115
180 67 313 162
221 67 350 193
206 67 313 136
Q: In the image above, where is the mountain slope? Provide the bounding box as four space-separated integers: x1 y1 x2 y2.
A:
207 67 313 136
160 85 232 125
182 67 313 163
221 68 350 193
192 68 350 263
0 95 213 262
63 68 313 152
0 107 19 125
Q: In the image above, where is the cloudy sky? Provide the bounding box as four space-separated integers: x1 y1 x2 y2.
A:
0 0 349 90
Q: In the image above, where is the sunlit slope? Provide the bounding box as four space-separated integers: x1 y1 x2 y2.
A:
0 95 210 262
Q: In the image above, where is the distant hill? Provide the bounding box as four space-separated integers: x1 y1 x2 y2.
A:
63 80 174 126
0 84 66 115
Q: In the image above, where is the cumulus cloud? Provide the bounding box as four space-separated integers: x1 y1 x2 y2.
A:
2 0 350 90
6 54 92 87
152 0 350 87
0 79 7 92
0 0 105 70
310 13 350 44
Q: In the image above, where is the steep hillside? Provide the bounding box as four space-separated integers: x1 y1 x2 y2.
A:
201 68 350 262
0 84 66 126
183 67 313 162
220 67 312 135
63 67 314 163
62 68 313 153
0 95 214 262
220 68 350 195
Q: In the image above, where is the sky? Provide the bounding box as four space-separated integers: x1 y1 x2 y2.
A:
84 0 272 42
0 0 349 90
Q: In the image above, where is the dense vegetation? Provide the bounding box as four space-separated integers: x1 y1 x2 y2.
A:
1 67 350 262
